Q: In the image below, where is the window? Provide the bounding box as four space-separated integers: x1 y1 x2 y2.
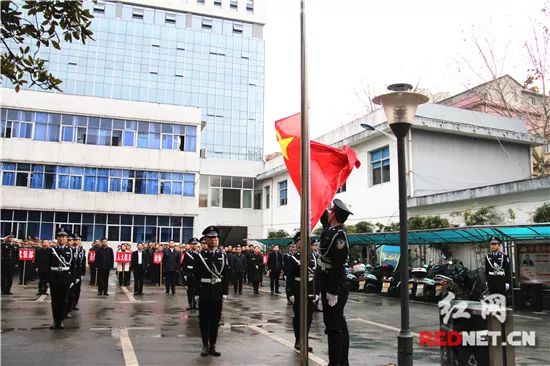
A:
230 0 238 10
199 176 208 207
61 126 74 142
370 146 390 186
165 12 176 24
278 180 287 206
202 18 213 29
246 0 254 12
254 188 262 209
222 189 241 208
337 183 347 193
233 23 243 34
197 0 205 4
57 166 83 190
214 0 222 7
264 186 270 208
93 2 105 14
132 8 144 19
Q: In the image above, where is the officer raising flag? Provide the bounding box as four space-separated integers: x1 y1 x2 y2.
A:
194 226 229 357
47 229 73 330
318 199 352 366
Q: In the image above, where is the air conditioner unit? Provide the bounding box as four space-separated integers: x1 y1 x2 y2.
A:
200 148 207 158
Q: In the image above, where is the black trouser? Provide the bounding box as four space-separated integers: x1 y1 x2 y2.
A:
233 271 243 294
252 281 260 294
186 275 197 307
50 271 70 324
198 283 224 346
292 286 315 343
322 286 350 366
1 264 15 294
270 270 281 292
89 264 96 285
118 271 130 286
165 271 177 294
97 268 110 294
66 278 75 315
73 277 82 307
133 268 145 294
37 270 49 294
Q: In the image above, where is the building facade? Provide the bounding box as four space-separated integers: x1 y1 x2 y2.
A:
1 0 266 244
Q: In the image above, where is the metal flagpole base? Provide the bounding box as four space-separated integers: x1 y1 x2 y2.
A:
397 330 413 366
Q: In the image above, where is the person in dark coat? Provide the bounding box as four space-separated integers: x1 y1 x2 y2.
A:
35 240 51 295
194 226 229 357
268 245 284 294
485 237 511 298
318 199 352 366
183 238 200 309
230 245 247 295
163 240 180 295
1 233 19 295
88 240 100 285
248 247 264 294
95 238 114 296
130 243 150 295
47 230 73 329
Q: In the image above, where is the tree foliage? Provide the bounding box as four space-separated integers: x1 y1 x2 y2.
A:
1 0 94 92
533 202 550 223
267 229 290 239
464 207 504 226
408 215 451 230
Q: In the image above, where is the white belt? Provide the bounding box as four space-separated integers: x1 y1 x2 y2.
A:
488 271 505 276
320 262 332 270
51 267 70 272
200 278 222 284
294 276 314 282
186 266 194 269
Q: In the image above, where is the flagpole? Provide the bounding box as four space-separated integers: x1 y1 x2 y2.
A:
299 0 310 365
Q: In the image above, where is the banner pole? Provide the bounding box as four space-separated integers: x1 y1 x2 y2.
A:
299 0 310 364
22 260 26 286
160 261 163 287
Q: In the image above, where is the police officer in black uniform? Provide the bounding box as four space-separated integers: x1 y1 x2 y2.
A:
48 230 73 329
485 237 511 298
1 233 19 295
184 237 200 310
287 231 317 351
318 199 352 366
194 226 229 357
72 234 85 311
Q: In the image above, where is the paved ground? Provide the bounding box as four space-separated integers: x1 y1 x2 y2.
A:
1 275 549 366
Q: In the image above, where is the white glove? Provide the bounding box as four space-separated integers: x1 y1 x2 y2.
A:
289 295 295 304
505 283 510 291
222 295 227 301
327 293 338 307
314 294 319 303
194 296 199 305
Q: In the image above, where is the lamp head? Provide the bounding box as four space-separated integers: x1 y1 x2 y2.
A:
372 83 429 126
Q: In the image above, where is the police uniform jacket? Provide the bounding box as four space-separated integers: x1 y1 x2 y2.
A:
319 220 349 295
47 245 74 282
485 251 510 295
182 251 196 276
1 242 19 267
286 251 317 298
193 249 229 295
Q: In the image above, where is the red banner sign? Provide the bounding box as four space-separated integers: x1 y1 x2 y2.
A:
88 250 96 263
116 251 132 263
153 252 163 264
19 248 36 261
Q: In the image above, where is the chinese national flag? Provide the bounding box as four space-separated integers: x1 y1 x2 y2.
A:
275 113 361 229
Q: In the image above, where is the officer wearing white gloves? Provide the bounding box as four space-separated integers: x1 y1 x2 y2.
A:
194 226 229 357
318 199 352 366
286 231 317 352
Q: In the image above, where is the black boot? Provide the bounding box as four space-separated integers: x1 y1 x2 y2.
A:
209 345 221 357
200 344 209 357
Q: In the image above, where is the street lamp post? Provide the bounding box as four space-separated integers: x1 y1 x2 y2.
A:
372 83 428 366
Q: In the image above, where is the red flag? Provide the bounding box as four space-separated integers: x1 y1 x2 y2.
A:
275 113 361 228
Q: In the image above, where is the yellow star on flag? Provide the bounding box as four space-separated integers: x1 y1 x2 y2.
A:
277 130 294 160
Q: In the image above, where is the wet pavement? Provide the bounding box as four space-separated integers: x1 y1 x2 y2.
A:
1 276 549 366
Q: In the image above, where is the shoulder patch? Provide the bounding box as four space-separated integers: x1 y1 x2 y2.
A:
336 239 346 250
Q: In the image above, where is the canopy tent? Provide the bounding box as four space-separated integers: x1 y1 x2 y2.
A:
255 224 550 247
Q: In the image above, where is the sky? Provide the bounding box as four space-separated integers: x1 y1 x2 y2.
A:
262 0 547 154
